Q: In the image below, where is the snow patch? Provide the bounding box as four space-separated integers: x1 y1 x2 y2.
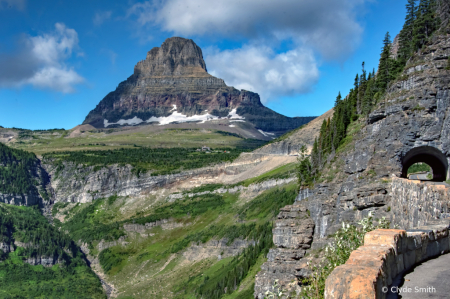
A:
228 108 245 119
145 111 219 125
104 106 245 127
104 117 143 127
258 129 276 137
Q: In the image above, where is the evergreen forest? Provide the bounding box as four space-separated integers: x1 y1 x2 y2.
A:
43 146 255 176
0 143 49 197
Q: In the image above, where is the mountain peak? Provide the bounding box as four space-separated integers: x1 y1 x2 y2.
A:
134 37 209 78
82 37 315 135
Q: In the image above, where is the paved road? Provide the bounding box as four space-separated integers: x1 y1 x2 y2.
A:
408 172 431 180
387 253 450 298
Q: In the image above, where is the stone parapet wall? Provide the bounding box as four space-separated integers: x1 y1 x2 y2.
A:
390 178 450 229
324 220 450 299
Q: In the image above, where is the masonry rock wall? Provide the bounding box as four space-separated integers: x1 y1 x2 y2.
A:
325 220 450 299
390 178 450 229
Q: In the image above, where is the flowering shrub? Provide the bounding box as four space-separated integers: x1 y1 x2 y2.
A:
265 280 286 299
300 214 390 299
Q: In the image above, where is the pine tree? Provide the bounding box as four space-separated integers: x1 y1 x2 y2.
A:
311 138 320 170
357 62 367 114
413 0 439 51
362 77 376 115
398 0 417 63
377 32 393 90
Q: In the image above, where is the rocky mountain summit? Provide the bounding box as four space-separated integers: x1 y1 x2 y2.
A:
82 37 314 136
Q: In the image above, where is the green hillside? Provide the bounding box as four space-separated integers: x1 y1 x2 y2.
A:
0 143 50 200
0 204 105 299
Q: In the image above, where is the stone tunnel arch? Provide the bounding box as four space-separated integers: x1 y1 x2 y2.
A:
401 146 448 182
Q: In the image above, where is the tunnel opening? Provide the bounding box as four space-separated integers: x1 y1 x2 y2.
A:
401 146 448 182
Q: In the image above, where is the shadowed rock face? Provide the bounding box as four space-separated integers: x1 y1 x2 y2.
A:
82 37 314 133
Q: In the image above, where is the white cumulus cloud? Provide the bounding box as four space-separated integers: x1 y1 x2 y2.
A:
28 66 84 94
127 0 366 61
0 23 84 93
205 45 319 103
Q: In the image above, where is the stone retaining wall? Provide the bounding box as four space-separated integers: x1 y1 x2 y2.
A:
390 178 450 229
324 219 450 299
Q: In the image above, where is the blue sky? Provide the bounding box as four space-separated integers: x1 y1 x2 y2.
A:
0 0 407 130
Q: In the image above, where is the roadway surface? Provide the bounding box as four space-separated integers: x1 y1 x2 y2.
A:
386 253 450 298
408 172 431 180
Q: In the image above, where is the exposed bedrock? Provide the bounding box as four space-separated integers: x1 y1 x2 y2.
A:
304 32 450 241
254 204 314 298
0 238 63 267
42 155 273 203
0 193 42 206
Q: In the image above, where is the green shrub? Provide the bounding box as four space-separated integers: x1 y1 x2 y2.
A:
57 199 125 245
132 193 225 226
238 187 297 220
407 162 431 174
52 202 70 216
0 143 48 196
99 247 126 274
107 194 118 205
301 215 390 298
196 223 273 298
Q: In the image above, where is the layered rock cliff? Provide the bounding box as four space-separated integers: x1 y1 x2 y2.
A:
41 155 276 203
83 37 314 133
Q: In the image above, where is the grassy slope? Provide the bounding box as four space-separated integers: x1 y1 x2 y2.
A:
54 183 298 299
235 162 296 187
5 127 265 155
